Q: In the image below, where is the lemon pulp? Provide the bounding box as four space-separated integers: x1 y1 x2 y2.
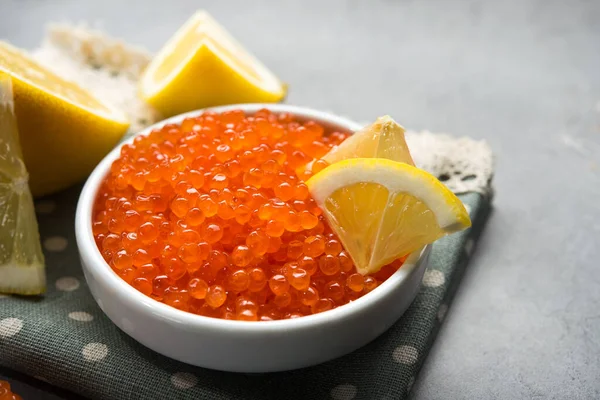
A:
321 115 415 166
140 10 286 117
307 158 471 275
0 75 45 295
0 41 130 196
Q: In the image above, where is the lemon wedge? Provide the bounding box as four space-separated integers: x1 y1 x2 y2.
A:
322 115 415 166
0 75 45 295
306 158 471 275
139 10 286 117
0 41 130 197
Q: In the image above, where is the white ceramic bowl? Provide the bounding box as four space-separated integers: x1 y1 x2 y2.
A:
75 104 430 373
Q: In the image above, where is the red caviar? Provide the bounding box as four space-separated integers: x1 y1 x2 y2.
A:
93 109 405 321
0 380 22 400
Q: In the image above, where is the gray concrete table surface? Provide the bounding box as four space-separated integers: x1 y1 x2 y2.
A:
1 0 599 399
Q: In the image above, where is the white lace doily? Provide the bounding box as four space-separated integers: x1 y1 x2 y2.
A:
405 130 493 195
30 24 161 133
29 24 493 195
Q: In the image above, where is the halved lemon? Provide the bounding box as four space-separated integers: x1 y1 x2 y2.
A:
0 75 45 295
0 41 130 196
322 115 415 166
306 158 471 275
140 10 286 117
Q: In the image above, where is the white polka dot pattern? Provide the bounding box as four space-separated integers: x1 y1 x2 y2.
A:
68 312 94 322
171 372 198 389
0 318 23 338
44 236 68 252
82 343 108 361
392 345 419 365
330 384 357 400
422 269 445 287
55 277 80 292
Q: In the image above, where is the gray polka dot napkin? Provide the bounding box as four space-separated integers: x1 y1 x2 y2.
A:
0 183 491 400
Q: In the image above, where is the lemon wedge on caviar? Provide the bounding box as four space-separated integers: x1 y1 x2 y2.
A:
0 41 130 197
139 10 286 117
322 115 415 166
306 158 471 275
0 75 45 295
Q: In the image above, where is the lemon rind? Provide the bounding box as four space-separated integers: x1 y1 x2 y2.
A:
139 10 284 100
315 116 415 181
0 41 130 125
0 262 46 295
306 158 470 231
0 75 46 295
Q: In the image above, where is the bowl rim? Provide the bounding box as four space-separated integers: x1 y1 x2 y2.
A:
75 103 428 333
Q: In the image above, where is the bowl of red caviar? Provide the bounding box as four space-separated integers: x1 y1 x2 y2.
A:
75 104 431 372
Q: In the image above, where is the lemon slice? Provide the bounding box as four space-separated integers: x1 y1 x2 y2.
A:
322 115 415 166
139 10 286 117
0 41 130 197
0 75 45 295
306 158 471 275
